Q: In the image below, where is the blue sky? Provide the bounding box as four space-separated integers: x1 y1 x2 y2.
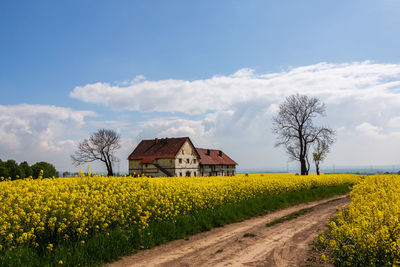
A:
1 1 400 172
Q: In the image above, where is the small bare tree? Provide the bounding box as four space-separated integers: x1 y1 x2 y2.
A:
312 139 331 175
272 94 335 175
71 129 120 176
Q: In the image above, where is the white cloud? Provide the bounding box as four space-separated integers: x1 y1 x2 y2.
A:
356 122 382 137
70 61 400 115
136 118 213 147
0 104 97 170
388 117 400 129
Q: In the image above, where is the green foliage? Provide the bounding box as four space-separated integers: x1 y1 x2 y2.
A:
0 160 57 180
31 162 56 178
0 161 9 178
243 233 256 237
0 184 351 266
19 161 33 178
5 160 25 180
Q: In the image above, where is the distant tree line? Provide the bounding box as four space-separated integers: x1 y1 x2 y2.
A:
0 159 56 180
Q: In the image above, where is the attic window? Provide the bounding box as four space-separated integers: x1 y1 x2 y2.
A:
193 159 196 164
182 149 185 154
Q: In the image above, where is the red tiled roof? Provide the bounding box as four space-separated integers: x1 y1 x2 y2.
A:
128 137 237 166
196 148 237 166
128 137 199 163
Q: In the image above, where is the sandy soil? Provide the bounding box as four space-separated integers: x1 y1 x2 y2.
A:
108 195 349 267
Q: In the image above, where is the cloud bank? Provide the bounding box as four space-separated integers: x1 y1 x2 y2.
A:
3 61 400 173
70 61 400 115
70 61 400 168
0 104 97 170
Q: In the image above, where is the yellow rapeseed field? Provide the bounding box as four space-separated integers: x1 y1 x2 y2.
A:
322 175 400 266
0 173 361 251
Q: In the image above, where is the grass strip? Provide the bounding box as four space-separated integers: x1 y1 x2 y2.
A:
243 233 256 237
265 197 344 227
265 207 314 227
0 184 352 267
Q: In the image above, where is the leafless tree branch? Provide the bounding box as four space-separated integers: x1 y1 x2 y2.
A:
71 129 120 176
272 94 335 175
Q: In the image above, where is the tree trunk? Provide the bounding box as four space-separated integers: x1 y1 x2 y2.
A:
103 156 113 176
106 159 113 176
300 158 307 175
315 161 320 175
107 168 113 177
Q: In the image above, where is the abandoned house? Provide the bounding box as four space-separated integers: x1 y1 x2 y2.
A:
128 137 237 177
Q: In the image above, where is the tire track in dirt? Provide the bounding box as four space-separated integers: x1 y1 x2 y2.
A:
107 195 349 267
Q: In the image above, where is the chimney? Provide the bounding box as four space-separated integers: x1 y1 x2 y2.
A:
218 150 222 157
155 138 158 143
206 149 210 156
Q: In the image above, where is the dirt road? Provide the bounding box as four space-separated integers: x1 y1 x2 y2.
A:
108 195 349 267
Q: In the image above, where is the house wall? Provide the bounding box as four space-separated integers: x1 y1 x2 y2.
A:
129 159 143 175
174 140 200 177
129 158 176 177
153 158 176 176
200 164 236 176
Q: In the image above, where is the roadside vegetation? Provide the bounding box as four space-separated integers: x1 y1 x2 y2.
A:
0 173 361 266
317 174 400 266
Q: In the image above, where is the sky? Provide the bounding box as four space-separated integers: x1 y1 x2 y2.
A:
1 0 400 173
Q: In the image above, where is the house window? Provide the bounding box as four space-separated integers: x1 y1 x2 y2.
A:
186 159 190 163
170 160 172 164
179 172 182 176
179 159 182 163
193 159 196 164
186 171 191 177
145 164 147 168
194 172 197 176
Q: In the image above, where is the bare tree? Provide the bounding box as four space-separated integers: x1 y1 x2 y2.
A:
71 129 120 176
272 94 335 175
312 139 331 175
